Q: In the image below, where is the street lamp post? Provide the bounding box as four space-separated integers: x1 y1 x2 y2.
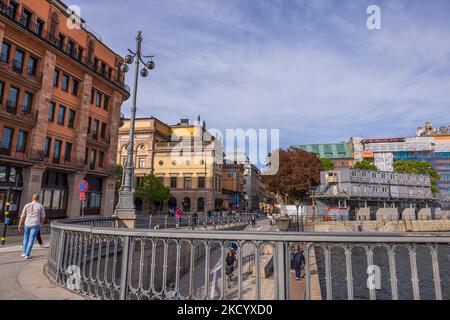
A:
114 31 155 227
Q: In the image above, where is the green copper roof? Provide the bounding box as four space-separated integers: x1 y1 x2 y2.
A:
293 143 353 159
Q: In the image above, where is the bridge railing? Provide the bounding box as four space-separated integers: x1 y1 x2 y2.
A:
47 217 450 300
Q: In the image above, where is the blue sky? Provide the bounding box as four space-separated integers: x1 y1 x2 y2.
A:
75 0 450 148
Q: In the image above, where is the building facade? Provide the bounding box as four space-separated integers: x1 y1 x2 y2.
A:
222 162 245 211
0 0 129 223
118 117 224 213
314 168 435 220
351 122 450 206
293 143 354 168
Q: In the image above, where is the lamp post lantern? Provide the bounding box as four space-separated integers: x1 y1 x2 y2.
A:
114 31 155 226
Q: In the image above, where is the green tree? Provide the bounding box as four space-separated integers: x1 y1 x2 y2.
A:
393 160 441 194
320 158 334 171
353 160 378 171
136 174 171 212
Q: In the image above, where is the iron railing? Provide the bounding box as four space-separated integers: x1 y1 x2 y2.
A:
47 217 450 300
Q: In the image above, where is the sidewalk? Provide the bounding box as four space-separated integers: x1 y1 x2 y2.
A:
0 240 85 300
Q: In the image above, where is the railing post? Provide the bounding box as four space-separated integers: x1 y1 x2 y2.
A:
119 235 131 300
275 241 288 300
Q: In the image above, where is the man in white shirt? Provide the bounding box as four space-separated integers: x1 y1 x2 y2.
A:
18 194 46 259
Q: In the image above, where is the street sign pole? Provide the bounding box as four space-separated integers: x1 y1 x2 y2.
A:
76 180 89 219
1 188 12 245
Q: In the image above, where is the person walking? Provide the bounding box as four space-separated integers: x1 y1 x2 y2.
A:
18 194 46 259
191 211 198 229
175 208 182 228
293 247 305 280
251 215 256 228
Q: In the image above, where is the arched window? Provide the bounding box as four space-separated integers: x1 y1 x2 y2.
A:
197 197 205 213
182 197 191 212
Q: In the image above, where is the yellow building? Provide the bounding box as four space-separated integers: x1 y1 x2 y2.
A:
118 117 224 213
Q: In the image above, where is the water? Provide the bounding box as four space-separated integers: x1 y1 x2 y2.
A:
314 244 450 300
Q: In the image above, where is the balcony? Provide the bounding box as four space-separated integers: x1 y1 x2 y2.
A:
0 2 130 96
0 54 42 87
87 133 110 148
0 100 38 125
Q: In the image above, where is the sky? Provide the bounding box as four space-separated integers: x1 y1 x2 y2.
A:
74 0 450 149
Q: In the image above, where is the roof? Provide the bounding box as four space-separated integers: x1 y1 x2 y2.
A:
293 143 353 159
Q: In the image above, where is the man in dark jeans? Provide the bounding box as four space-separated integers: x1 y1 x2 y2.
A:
35 229 45 247
293 248 305 280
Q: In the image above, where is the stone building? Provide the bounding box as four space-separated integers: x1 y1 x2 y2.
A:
222 162 245 211
118 117 224 213
0 0 129 223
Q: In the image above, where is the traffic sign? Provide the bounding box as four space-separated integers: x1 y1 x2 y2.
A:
80 192 86 201
76 179 89 193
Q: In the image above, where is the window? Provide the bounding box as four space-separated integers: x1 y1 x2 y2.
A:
0 81 4 102
90 150 96 169
49 102 56 121
95 92 102 107
13 49 24 72
64 143 72 161
7 86 19 108
53 70 60 87
76 47 84 60
21 9 31 28
139 158 145 168
1 42 10 62
101 122 107 139
170 177 177 188
44 137 51 157
1 127 14 151
87 117 92 133
53 140 62 162
89 193 102 208
92 120 99 139
98 151 104 168
61 74 69 92
57 105 66 125
6 1 18 19
58 34 65 49
90 89 95 104
22 92 33 113
68 110 76 128
36 19 45 36
103 96 109 111
27 56 37 76
71 79 79 96
16 130 28 152
66 41 75 56
198 177 205 189
85 148 89 165
228 169 233 177
184 177 192 189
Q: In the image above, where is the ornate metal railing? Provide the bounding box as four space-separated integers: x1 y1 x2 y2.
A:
47 217 450 300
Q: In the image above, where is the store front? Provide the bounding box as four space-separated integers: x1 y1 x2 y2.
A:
0 165 23 224
40 170 68 220
84 177 103 216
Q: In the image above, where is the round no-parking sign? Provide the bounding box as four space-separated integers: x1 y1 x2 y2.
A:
76 179 89 193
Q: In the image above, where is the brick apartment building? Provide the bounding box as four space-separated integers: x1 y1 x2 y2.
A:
0 0 129 223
